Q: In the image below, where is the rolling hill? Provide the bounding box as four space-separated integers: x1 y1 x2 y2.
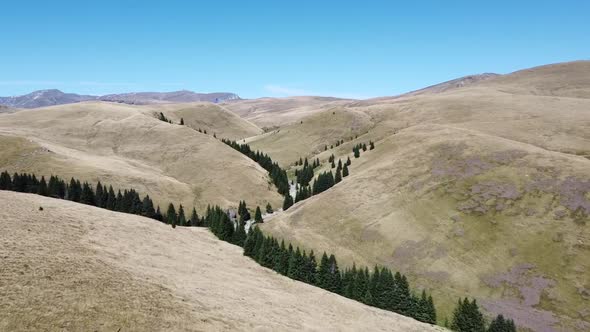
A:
222 96 353 129
0 101 282 211
257 61 590 332
0 191 444 332
147 102 262 140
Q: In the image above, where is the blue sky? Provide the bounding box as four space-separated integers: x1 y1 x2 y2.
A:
0 1 588 99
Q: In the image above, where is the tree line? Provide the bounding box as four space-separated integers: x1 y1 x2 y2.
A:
243 227 437 324
0 169 516 331
221 139 289 196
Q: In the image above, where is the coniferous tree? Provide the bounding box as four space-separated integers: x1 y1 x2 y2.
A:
106 186 116 210
282 193 294 210
265 202 273 214
353 146 360 158
370 141 375 150
317 252 331 289
335 165 342 184
154 206 163 221
451 298 485 332
166 203 177 227
0 171 11 190
189 207 200 226
177 204 186 226
327 254 342 294
305 250 317 285
68 178 81 202
180 118 184 125
80 182 95 205
343 163 349 177
37 176 48 196
287 247 304 281
488 314 516 332
95 181 105 207
255 206 263 223
346 156 351 166
141 195 156 219
362 143 367 151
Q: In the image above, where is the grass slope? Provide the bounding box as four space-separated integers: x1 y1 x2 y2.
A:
0 191 444 332
0 101 282 211
146 102 263 140
259 61 590 332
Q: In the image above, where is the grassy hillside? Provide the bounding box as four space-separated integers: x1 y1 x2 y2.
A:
0 101 282 211
246 107 374 167
146 102 263 140
0 191 444 332
222 96 352 129
259 61 590 331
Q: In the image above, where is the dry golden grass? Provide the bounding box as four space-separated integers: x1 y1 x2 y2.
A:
222 96 352 128
145 102 263 140
0 191 444 332
258 61 590 331
0 101 282 211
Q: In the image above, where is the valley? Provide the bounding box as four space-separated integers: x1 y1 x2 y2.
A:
1 61 589 331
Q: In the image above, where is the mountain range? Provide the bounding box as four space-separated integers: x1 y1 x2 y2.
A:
0 89 240 108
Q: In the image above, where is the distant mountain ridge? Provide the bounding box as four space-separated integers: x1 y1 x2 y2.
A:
395 73 500 98
0 89 240 108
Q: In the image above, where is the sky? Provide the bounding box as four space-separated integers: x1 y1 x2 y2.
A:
0 0 588 99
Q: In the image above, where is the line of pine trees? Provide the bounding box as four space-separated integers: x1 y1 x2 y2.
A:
243 227 436 324
221 139 289 196
0 171 206 227
0 169 516 330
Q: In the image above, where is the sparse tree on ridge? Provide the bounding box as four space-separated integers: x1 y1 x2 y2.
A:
255 206 263 223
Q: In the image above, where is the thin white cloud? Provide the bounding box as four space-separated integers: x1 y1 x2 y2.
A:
0 80 63 86
264 84 308 96
263 84 370 100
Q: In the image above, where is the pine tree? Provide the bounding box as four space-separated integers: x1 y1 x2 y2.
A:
37 176 48 196
363 289 374 306
190 207 199 226
362 143 367 151
180 118 184 125
282 193 294 210
177 204 186 226
166 203 177 227
335 165 342 183
342 163 349 177
346 156 351 166
0 171 11 190
255 206 263 223
106 186 116 210
265 202 273 214
354 146 360 158
305 250 317 285
488 314 515 332
80 182 95 205
451 298 485 332
370 141 375 150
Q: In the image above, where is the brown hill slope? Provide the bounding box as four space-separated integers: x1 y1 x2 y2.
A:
0 191 444 332
222 96 352 128
259 61 590 331
146 102 262 140
0 101 281 210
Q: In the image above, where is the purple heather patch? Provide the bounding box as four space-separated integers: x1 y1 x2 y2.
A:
481 264 559 332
